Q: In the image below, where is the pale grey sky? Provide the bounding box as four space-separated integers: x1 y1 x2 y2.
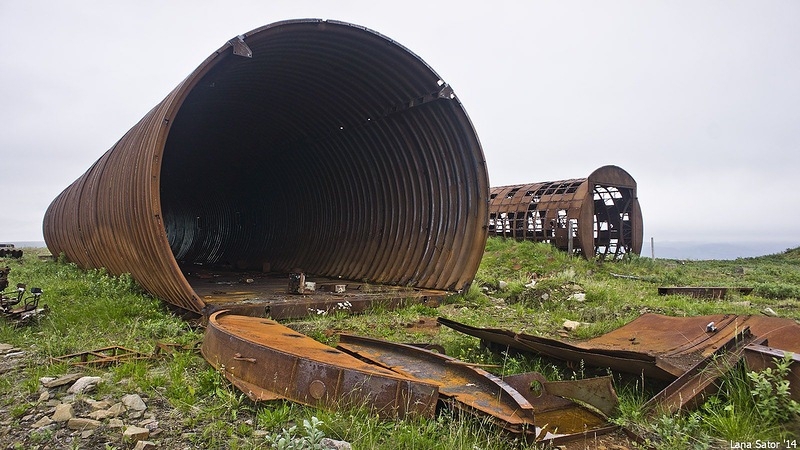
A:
2 1 798 255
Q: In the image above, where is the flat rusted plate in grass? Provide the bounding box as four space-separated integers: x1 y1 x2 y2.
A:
337 334 613 442
200 311 438 419
441 314 800 382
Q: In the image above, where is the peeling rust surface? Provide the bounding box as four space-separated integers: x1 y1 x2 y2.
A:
337 334 613 441
43 19 488 315
489 165 642 259
643 327 759 416
744 344 800 402
200 311 439 419
440 314 800 382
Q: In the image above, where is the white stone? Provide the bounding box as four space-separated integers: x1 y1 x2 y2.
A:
67 376 103 394
122 394 147 411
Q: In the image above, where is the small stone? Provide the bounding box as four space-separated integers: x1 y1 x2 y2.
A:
85 398 112 410
67 417 101 430
563 320 582 331
128 410 144 419
108 418 124 429
43 373 82 389
80 430 94 439
88 409 111 420
122 394 147 411
37 391 51 403
0 343 14 353
498 280 508 290
320 437 353 450
569 293 586 302
133 441 157 450
39 377 56 386
123 425 150 442
45 399 60 407
67 376 102 394
21 414 33 422
106 402 126 417
763 307 779 317
52 403 74 422
31 416 54 429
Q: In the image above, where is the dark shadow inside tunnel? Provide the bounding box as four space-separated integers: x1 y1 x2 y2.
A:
159 20 488 294
44 20 488 314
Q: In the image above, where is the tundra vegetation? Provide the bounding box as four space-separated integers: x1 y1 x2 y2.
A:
0 239 798 449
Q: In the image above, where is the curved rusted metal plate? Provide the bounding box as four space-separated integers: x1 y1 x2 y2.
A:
44 19 489 314
200 310 439 418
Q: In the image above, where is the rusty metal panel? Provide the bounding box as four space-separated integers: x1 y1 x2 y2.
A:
643 327 759 416
744 344 800 402
657 286 754 299
440 314 800 382
200 311 439 418
43 19 489 314
337 334 613 442
488 165 642 259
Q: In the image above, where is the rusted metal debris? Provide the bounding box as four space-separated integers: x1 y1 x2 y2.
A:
744 344 800 402
657 286 753 299
642 327 760 416
439 314 800 382
43 19 488 316
201 311 439 419
0 267 44 323
0 244 23 259
336 334 616 443
52 346 151 368
489 165 643 260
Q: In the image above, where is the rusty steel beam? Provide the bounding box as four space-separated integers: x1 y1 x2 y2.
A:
744 344 800 403
489 165 643 259
657 286 754 299
43 19 489 314
200 311 439 419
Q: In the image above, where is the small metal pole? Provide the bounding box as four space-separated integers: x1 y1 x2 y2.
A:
651 237 655 259
567 220 574 256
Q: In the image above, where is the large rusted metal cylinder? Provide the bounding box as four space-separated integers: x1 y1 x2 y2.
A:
44 19 489 314
489 165 642 259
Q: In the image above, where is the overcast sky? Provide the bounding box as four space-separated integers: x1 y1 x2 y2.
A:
2 1 798 255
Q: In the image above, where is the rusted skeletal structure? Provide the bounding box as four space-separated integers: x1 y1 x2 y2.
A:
489 165 643 259
43 19 489 315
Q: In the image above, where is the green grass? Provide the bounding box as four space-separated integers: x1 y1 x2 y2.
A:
0 240 798 448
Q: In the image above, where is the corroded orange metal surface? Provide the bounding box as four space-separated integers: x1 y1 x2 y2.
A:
440 314 800 381
200 311 438 418
489 165 642 259
337 334 613 442
43 19 488 314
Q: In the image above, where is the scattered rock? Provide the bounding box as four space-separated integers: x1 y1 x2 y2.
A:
321 437 353 450
122 394 147 411
563 320 582 331
763 307 779 317
731 301 751 308
37 390 51 403
84 398 112 410
52 403 74 422
568 293 586 302
67 376 103 394
43 373 82 389
123 425 150 443
498 280 508 290
80 430 95 439
31 416 53 429
524 280 537 289
67 417 101 430
108 418 125 429
133 441 157 450
0 344 15 353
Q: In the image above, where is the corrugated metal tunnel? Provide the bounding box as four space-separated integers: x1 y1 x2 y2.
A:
43 19 489 314
488 166 642 259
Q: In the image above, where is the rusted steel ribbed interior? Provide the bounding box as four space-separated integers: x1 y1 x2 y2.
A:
488 166 642 259
43 19 489 314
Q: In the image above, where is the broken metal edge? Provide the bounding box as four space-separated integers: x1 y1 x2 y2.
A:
200 310 439 419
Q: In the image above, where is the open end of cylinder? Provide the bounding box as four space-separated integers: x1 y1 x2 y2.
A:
159 21 487 295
